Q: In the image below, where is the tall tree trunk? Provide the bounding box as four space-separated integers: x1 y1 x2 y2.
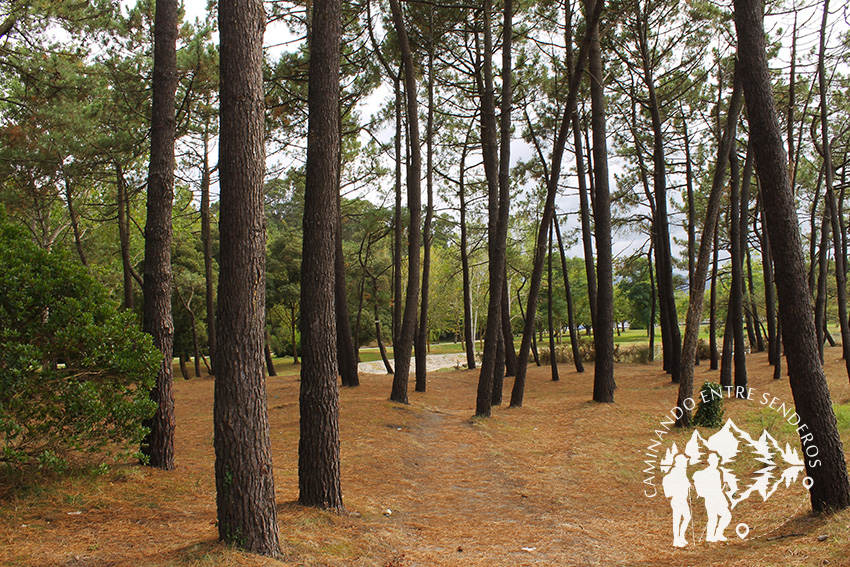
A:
555 215 585 372
215 0 281 552
720 299 734 388
415 25 435 393
741 143 763 352
733 0 850 512
392 76 403 347
817 0 850 380
501 275 518 377
475 0 509 416
640 28 681 384
729 136 748 396
291 305 299 364
814 210 830 361
298 0 344 512
389 0 422 404
674 64 744 424
585 0 614 403
510 0 602 406
548 220 559 381
683 115 695 287
201 127 216 374
141 0 178 471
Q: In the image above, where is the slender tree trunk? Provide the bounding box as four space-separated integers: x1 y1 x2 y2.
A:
740 143 763 352
547 221 559 381
392 76 403 347
179 353 190 381
683 116 695 287
291 305 299 364
760 196 779 365
815 211 830 361
648 245 656 361
729 137 748 396
511 0 602 406
335 206 359 387
555 215 584 372
64 179 87 266
141 0 178 471
460 151 476 370
264 331 277 377
676 67 744 424
375 299 393 374
298 0 344 512
389 0 422 404
502 272 518 377
574 113 598 332
720 299 734 388
201 128 216 374
215 0 281 551
734 0 850 512
116 163 136 310
710 224 720 369
415 26 435 393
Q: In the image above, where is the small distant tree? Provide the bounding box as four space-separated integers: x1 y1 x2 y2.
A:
0 214 159 468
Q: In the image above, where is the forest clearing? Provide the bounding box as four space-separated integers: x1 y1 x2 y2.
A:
2 352 849 567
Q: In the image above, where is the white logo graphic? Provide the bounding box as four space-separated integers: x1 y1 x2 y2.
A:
659 419 811 548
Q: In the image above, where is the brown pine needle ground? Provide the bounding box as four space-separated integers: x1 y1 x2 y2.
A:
2 350 850 566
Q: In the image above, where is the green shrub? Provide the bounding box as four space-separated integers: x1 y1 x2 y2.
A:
0 214 159 469
693 382 724 428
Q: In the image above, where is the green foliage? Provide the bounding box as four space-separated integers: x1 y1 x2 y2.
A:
0 213 159 469
693 382 724 428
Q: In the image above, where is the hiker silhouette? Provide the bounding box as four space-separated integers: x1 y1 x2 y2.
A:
662 453 691 548
692 452 732 542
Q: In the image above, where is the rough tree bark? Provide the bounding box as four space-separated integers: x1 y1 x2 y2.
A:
214 0 281 552
141 0 178 470
299 0 344 511
733 0 850 513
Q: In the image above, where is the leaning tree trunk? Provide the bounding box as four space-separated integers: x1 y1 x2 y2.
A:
298 0 344 511
389 0 422 404
215 0 281 552
759 198 779 366
141 0 178 470
733 0 850 513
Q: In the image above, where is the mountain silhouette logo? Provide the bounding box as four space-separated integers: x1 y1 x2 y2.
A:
659 419 811 547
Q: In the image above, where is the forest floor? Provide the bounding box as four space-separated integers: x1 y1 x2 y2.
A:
2 350 850 566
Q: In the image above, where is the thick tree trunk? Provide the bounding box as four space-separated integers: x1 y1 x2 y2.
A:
733 0 850 512
215 0 281 553
475 0 508 417
141 0 178 471
298 0 344 512
585 0 614 403
389 0 422 404
201 128 216 375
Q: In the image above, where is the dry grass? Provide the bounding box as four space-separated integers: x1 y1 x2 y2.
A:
2 350 850 566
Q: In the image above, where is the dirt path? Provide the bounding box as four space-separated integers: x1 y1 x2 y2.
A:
357 353 469 375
